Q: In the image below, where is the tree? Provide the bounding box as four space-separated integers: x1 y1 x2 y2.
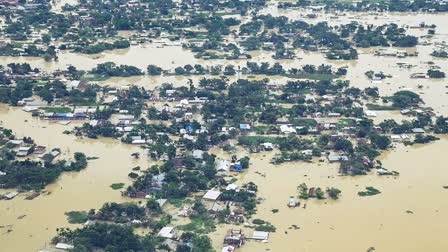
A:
334 137 353 153
239 156 250 169
427 69 445 78
175 66 186 75
315 187 325 199
223 65 236 75
390 90 422 108
146 199 162 214
147 65 163 75
176 244 191 252
326 187 341 199
369 133 391 150
191 235 213 252
37 88 54 104
42 34 51 44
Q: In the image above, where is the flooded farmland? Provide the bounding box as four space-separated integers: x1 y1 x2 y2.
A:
0 2 448 252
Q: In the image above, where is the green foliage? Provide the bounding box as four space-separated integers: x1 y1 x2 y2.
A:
326 187 342 200
57 223 157 252
390 91 422 108
358 186 381 197
110 183 125 190
65 211 88 224
178 216 216 234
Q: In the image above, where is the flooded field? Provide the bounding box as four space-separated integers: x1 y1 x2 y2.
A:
0 6 447 252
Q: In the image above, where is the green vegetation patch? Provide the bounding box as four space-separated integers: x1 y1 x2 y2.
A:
110 183 125 190
65 211 88 224
358 186 381 197
178 216 216 234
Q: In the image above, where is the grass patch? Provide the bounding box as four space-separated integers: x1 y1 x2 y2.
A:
178 216 216 234
291 118 317 127
110 183 125 190
337 118 356 129
40 107 72 113
253 219 276 232
358 186 381 197
65 211 88 224
168 198 186 208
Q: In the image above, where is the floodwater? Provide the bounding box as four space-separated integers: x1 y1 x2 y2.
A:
210 137 448 251
0 105 150 251
0 7 447 252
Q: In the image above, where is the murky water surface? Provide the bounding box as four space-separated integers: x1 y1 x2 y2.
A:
0 5 448 252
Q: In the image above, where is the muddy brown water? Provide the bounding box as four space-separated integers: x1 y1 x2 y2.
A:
0 8 447 252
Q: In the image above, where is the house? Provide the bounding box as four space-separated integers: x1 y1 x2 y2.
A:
252 231 269 241
34 146 46 154
390 135 402 142
119 115 135 121
226 211 245 223
280 124 296 134
216 159 231 172
239 124 251 130
400 109 412 115
364 110 377 117
401 134 410 140
224 229 245 248
203 190 221 201
301 149 313 156
157 227 176 239
22 106 39 112
73 107 87 114
89 120 99 127
0 0 19 5
225 183 238 191
288 198 299 207
16 146 33 157
2 191 18 200
178 206 193 217
221 246 235 252
411 128 425 134
193 149 204 159
315 118 338 130
51 149 61 157
327 112 341 117
156 199 167 208
7 139 24 146
261 142 273 151
132 139 146 144
327 155 349 162
68 80 81 90
371 72 384 81
55 243 74 250
411 73 428 79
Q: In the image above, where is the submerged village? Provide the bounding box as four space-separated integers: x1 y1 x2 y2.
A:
0 0 448 251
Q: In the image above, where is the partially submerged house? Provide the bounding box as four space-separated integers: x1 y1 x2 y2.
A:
55 243 74 250
327 155 349 162
252 231 269 241
223 229 245 248
16 146 33 157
